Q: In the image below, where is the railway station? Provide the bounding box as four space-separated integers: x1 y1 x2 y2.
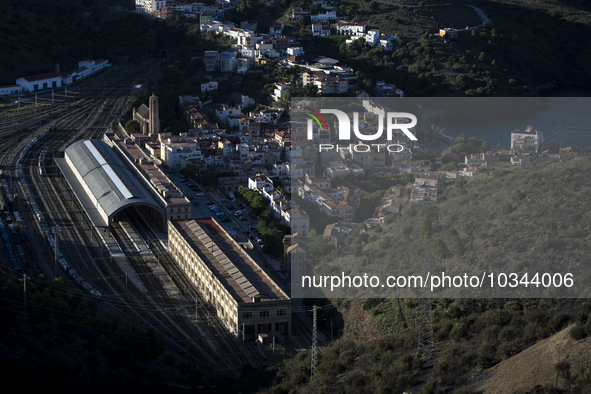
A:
55 137 191 234
56 137 292 340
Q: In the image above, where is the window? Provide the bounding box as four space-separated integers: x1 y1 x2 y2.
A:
52 81 57 88
277 309 286 316
43 82 48 89
260 311 269 318
34 84 39 90
242 312 252 319
185 208 188 212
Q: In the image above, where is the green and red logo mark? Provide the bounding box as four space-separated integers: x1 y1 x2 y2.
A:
304 108 328 132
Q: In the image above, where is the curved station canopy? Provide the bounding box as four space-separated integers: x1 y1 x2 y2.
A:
56 139 166 228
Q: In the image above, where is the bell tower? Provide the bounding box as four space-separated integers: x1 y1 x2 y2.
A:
148 93 161 138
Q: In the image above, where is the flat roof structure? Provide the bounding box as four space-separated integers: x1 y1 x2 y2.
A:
171 218 287 303
113 139 189 206
168 217 291 336
56 139 166 228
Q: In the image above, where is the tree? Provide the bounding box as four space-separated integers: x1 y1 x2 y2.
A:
455 74 470 89
237 0 253 16
298 16 311 29
125 119 140 134
440 161 459 171
366 1 379 12
169 120 188 134
429 238 449 259
481 141 492 152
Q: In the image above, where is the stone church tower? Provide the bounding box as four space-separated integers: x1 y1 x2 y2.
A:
148 93 160 137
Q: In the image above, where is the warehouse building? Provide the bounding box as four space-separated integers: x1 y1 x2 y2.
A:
15 72 62 92
169 218 291 339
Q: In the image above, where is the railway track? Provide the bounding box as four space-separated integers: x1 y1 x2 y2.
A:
0 58 266 378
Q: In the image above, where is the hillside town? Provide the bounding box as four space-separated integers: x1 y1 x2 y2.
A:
127 78 591 277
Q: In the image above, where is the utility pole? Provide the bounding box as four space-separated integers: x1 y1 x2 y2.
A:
311 305 320 378
417 259 435 355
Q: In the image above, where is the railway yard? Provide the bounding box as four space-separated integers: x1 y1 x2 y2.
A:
0 61 321 380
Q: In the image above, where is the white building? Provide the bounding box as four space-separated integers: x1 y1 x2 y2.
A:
237 57 254 74
201 81 219 94
273 83 290 102
336 22 366 35
166 146 204 169
15 72 62 92
78 59 111 73
174 3 193 12
0 85 23 96
286 47 305 56
270 23 284 35
312 24 331 37
511 126 544 153
215 105 242 124
376 81 404 97
61 66 92 85
237 32 256 47
365 29 380 47
379 34 397 50
310 11 337 21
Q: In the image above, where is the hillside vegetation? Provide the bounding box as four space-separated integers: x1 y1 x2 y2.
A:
3 0 591 97
246 157 591 393
248 298 590 393
310 156 591 299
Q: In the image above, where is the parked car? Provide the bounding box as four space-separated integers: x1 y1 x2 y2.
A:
256 238 262 244
239 216 246 221
226 204 234 210
196 192 205 197
206 201 214 205
234 210 242 217
221 199 228 203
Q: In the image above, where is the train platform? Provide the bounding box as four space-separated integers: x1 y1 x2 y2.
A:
118 219 150 254
97 229 124 257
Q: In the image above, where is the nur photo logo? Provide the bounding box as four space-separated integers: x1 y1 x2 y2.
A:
303 106 418 153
